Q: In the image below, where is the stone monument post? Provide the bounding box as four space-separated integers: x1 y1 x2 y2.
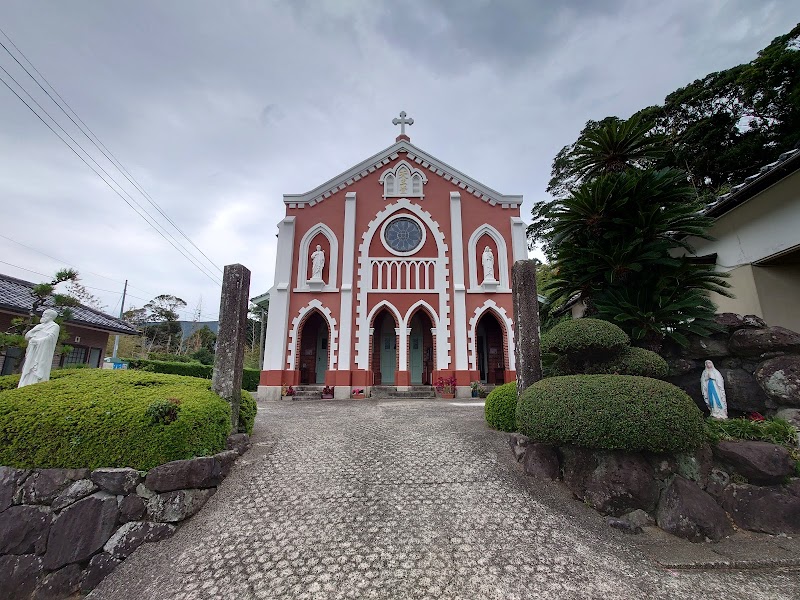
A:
512 259 542 401
212 264 251 433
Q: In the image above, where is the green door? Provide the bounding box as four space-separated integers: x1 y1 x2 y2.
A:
380 333 396 384
315 329 327 384
410 333 423 384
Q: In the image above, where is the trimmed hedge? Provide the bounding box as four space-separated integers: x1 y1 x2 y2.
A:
0 369 80 392
126 359 261 392
541 318 630 360
0 370 231 470
516 375 705 453
552 346 668 379
238 390 256 435
484 382 517 432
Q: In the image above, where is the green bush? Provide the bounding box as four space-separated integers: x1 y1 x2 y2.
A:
552 346 668 379
541 318 629 361
484 382 518 432
0 369 231 470
516 375 705 453
0 369 80 391
238 390 256 434
127 359 214 379
705 417 798 448
242 369 260 392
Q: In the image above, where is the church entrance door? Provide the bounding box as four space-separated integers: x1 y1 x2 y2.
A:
476 312 504 384
408 311 433 385
299 312 328 385
380 333 396 384
372 309 396 385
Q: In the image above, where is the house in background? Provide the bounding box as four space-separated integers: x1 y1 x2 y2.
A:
0 273 138 375
684 147 800 332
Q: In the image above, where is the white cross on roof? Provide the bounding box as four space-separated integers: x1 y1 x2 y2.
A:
392 111 414 136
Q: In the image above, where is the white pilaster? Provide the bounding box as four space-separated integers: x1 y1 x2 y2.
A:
263 216 296 371
449 192 468 371
338 192 357 370
510 217 528 263
396 327 410 371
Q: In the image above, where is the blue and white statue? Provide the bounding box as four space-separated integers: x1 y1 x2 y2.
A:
701 359 728 419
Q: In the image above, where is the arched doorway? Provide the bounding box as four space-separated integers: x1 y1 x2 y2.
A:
298 312 328 384
408 311 434 385
476 311 505 384
371 309 397 385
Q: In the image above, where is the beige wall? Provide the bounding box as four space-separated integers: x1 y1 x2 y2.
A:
709 264 763 317
752 264 800 332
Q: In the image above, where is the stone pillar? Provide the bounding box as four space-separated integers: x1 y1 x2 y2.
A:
212 264 251 433
512 259 542 400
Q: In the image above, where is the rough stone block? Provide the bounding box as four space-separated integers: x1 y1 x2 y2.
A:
103 521 176 559
214 449 240 478
0 466 29 513
91 468 142 495
756 355 800 407
623 509 655 528
720 368 773 413
729 326 800 357
18 469 88 505
226 433 251 455
713 313 746 332
656 476 733 542
775 407 800 429
0 554 43 600
685 335 731 360
721 481 800 534
80 552 121 594
606 517 643 534
713 440 795 485
705 468 731 500
0 505 51 554
51 479 98 512
561 447 658 516
118 494 146 523
522 443 559 480
147 488 215 523
508 433 531 462
675 444 712 488
145 457 222 492
32 564 81 600
43 492 119 570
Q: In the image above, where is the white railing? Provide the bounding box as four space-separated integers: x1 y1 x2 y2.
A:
369 258 437 291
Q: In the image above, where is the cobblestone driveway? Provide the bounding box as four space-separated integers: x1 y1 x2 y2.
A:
91 399 799 599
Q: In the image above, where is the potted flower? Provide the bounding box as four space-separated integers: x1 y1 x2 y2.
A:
321 385 334 399
284 385 295 397
470 381 480 398
435 375 457 399
351 387 365 399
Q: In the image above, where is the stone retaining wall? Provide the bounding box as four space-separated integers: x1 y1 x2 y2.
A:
0 433 251 600
662 313 800 425
509 434 800 542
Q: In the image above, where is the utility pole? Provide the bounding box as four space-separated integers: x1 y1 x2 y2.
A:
112 279 128 360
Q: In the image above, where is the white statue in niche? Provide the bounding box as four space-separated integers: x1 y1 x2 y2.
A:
310 244 325 282
701 359 728 419
18 308 60 388
482 246 496 283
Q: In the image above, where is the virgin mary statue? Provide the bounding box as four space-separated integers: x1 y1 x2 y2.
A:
18 309 60 388
701 360 728 419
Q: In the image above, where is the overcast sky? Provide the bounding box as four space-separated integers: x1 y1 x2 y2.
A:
1 1 798 321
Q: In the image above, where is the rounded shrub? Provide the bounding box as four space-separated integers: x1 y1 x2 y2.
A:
516 375 705 453
541 318 629 361
238 390 257 435
0 369 232 470
0 369 79 392
557 347 668 379
484 381 518 432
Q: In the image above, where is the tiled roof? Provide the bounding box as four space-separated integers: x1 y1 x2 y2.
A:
704 147 800 218
0 273 138 335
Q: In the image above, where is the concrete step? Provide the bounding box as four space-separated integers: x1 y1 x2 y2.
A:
371 386 436 399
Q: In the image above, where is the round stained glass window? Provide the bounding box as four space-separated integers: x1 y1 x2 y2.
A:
383 217 423 254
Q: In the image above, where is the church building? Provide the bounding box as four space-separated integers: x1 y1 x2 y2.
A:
258 113 527 400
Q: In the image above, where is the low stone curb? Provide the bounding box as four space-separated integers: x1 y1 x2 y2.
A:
0 432 251 600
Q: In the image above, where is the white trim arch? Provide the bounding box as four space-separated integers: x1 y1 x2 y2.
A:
287 299 339 371
354 199 451 370
403 299 445 371
295 223 339 292
468 300 515 371
468 224 510 292
366 299 403 330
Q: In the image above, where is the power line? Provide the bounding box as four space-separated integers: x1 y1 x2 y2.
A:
0 29 223 276
0 67 222 286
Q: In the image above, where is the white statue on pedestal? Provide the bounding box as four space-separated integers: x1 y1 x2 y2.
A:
310 245 325 281
701 359 728 419
18 309 60 388
482 246 496 283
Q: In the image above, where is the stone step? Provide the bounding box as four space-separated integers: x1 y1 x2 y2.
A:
371 386 437 399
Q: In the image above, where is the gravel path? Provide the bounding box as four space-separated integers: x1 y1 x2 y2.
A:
90 399 799 599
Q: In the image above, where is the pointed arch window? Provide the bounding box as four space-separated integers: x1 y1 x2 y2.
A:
384 173 396 196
